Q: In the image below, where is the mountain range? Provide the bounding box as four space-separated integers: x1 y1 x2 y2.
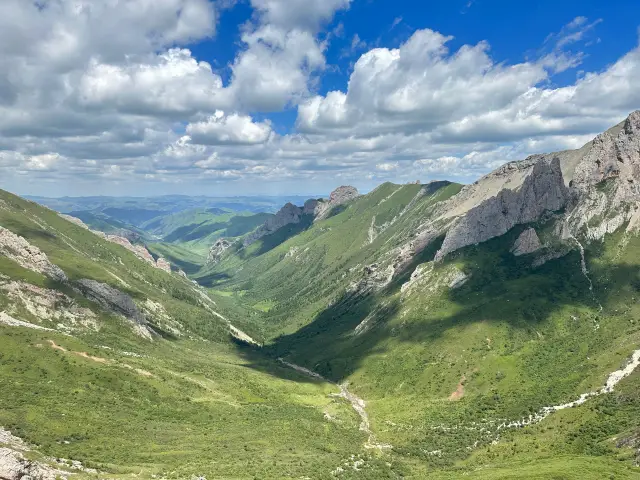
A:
2 112 640 478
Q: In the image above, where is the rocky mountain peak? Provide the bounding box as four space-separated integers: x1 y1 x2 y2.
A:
243 187 361 247
244 202 306 246
422 111 640 262
314 186 360 220
435 157 568 260
329 186 359 203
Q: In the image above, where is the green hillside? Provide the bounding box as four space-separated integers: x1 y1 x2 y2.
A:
3 181 640 477
0 189 372 479
198 181 640 478
143 207 273 256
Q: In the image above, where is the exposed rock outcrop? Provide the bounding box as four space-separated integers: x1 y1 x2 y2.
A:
0 227 67 282
59 214 90 229
303 198 320 215
244 203 307 246
207 238 233 265
155 257 172 273
435 157 569 260
0 448 70 480
511 228 542 256
104 234 156 263
75 279 152 338
242 186 360 247
314 186 360 220
1 280 97 330
94 232 170 272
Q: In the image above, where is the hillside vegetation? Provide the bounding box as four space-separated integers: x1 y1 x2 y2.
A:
3 113 640 478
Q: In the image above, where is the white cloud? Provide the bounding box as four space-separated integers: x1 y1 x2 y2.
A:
228 26 327 111
376 162 399 171
0 7 639 196
77 49 230 117
297 29 549 135
250 0 351 32
187 111 272 145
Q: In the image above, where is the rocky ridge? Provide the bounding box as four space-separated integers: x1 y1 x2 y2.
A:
434 157 569 260
400 111 640 265
242 186 360 247
243 202 306 246
313 186 360 220
58 214 172 272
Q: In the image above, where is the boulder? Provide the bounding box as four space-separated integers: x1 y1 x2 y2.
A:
207 239 233 265
511 228 542 256
0 447 68 480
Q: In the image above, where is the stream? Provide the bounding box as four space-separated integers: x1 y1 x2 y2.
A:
278 359 392 450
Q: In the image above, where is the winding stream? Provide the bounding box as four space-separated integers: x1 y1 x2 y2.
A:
278 359 391 450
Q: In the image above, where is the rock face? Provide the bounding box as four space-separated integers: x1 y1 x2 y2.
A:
0 227 67 282
155 257 171 273
242 186 359 247
104 234 156 263
207 238 233 265
303 198 320 215
511 228 542 256
93 232 171 273
314 186 360 220
0 447 68 480
244 203 307 246
75 279 150 337
435 158 568 260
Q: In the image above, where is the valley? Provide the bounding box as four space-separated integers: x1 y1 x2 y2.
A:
3 113 640 478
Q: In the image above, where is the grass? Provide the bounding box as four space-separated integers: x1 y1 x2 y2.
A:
197 182 640 478
4 183 640 478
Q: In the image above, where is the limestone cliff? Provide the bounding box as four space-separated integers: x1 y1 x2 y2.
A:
435 157 568 260
426 111 640 262
314 186 360 220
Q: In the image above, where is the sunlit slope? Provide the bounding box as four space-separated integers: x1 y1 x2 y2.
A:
0 188 372 479
197 179 640 477
197 181 462 338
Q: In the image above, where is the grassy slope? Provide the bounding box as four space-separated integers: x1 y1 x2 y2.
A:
197 182 462 338
0 189 374 479
144 208 273 259
199 182 640 478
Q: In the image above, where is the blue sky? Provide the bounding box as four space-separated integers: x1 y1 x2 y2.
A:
0 0 639 197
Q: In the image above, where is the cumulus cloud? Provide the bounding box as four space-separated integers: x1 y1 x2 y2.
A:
187 111 272 145
250 0 351 32
0 5 639 196
297 20 640 147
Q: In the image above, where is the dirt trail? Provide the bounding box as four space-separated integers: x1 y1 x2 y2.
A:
278 359 391 450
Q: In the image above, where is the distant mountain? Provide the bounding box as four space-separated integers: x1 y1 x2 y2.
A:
4 113 640 478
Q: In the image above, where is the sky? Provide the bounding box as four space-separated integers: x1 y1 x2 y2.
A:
1 0 640 198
